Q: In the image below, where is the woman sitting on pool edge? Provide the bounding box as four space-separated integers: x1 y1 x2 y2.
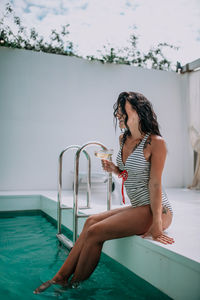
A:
34 91 174 294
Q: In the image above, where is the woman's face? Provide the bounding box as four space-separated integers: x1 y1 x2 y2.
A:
125 101 140 129
116 105 126 129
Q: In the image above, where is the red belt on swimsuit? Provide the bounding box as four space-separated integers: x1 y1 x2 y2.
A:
118 170 128 204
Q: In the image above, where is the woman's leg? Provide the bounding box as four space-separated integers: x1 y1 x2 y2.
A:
71 205 153 283
34 206 132 293
53 204 172 284
52 206 132 283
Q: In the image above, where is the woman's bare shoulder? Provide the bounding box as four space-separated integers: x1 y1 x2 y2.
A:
148 135 167 151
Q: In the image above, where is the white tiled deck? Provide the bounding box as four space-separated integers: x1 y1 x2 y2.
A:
164 188 200 264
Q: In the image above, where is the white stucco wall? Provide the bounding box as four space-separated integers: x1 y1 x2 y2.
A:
0 47 193 190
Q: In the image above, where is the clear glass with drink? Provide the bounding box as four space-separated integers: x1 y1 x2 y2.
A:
94 149 114 161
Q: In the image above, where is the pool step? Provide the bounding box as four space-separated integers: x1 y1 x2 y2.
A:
56 233 73 250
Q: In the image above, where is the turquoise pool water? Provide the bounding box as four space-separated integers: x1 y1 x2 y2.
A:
0 211 171 300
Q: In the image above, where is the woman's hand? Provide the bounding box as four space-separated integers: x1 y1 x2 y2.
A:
142 219 174 245
101 160 119 175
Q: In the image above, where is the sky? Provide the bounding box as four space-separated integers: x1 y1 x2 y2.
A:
0 0 200 67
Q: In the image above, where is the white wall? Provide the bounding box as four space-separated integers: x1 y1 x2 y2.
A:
0 47 193 190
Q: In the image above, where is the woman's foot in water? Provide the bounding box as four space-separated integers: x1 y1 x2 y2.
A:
33 274 68 294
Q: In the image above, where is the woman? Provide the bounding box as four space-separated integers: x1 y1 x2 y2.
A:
34 91 174 294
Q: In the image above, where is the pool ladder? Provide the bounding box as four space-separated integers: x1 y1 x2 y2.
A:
56 142 112 250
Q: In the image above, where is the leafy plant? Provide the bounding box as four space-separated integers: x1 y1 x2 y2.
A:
0 3 75 56
89 38 178 71
0 3 178 70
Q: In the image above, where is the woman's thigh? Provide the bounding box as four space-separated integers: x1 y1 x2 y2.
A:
88 205 153 242
86 205 132 224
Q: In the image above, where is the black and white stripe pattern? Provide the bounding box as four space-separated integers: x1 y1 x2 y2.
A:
116 134 173 214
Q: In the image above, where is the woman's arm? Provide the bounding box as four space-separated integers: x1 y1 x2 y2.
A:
148 136 167 237
102 161 121 175
142 135 174 244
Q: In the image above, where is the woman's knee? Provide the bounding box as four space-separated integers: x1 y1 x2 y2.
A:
85 223 103 243
83 216 98 230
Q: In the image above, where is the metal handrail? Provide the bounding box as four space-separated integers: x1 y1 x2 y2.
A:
57 145 91 235
73 141 112 244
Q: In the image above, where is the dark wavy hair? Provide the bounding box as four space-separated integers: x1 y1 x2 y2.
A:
113 92 161 142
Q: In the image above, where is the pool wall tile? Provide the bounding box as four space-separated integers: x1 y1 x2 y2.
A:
0 195 40 211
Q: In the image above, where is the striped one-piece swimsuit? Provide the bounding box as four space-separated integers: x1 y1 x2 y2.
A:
116 133 173 215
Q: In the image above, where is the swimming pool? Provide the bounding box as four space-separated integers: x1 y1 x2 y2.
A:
0 210 171 300
0 191 199 300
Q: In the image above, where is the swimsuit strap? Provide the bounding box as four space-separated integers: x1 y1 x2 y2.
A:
140 133 150 148
120 133 150 151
